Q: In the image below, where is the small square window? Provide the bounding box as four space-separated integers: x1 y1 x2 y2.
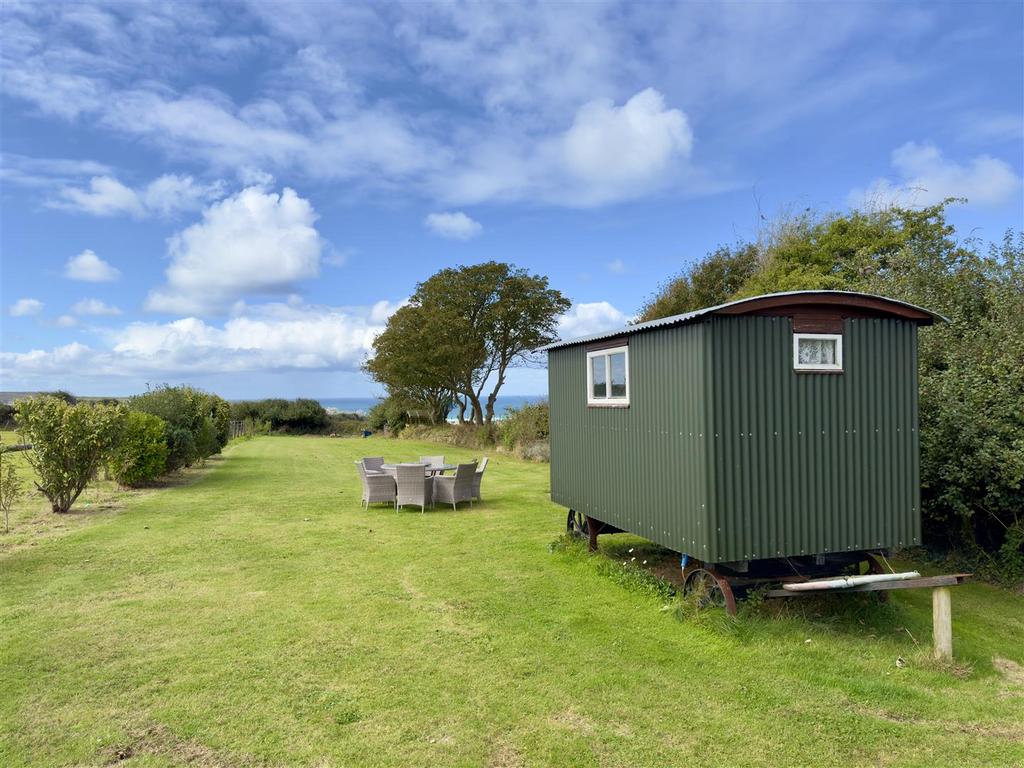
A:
793 333 843 372
587 346 630 405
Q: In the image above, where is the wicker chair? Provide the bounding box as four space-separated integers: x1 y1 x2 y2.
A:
433 461 477 510
419 455 445 473
472 457 489 501
396 463 432 512
355 461 396 508
362 456 386 474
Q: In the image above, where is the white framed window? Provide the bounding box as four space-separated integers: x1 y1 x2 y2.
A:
793 333 843 372
587 346 630 406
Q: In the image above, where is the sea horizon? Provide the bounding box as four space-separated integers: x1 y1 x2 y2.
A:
320 394 546 418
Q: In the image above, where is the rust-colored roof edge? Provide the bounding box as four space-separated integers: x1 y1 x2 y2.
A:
538 290 947 352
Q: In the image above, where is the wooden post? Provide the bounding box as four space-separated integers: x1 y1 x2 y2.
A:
932 586 952 660
586 515 600 552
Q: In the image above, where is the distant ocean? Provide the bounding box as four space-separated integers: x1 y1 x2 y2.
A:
320 395 545 419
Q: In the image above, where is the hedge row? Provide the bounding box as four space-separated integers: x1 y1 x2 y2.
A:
13 386 232 512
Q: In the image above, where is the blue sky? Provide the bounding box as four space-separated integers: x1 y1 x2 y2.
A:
1 1 1021 399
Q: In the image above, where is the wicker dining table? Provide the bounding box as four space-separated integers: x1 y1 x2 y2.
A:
381 462 456 477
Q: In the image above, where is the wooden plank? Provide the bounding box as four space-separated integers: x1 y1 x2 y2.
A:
764 573 970 598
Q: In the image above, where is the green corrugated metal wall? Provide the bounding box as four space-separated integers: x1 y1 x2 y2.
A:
548 323 711 558
548 315 921 563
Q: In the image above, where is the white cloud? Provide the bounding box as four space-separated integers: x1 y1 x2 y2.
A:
323 246 354 267
1 3 961 213
0 154 112 188
559 88 692 200
1 342 93 373
53 175 144 216
65 249 121 282
71 298 122 316
424 211 483 240
140 174 226 216
1 5 698 208
0 301 396 378
145 186 322 314
52 173 225 217
369 298 408 324
237 167 275 187
850 142 1022 209
556 301 630 340
9 298 43 316
607 258 626 274
441 88 693 206
56 315 78 327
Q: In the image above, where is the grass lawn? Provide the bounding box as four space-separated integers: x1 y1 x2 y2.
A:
1 435 1022 767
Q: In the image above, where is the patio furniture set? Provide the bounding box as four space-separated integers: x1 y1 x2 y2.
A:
355 455 488 512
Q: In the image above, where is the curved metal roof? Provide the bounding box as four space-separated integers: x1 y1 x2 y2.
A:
539 290 946 352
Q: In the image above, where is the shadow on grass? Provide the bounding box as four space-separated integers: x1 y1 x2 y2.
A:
558 532 922 645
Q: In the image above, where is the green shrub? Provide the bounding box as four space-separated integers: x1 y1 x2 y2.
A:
164 424 198 472
399 423 495 449
15 396 126 513
237 417 271 440
204 393 231 451
194 415 220 462
499 401 549 460
229 398 330 433
108 411 168 487
327 412 367 436
44 390 78 404
367 396 408 432
0 436 25 532
130 385 229 470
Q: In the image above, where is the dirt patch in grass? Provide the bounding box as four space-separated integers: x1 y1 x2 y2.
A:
106 724 263 767
488 743 524 768
548 708 595 735
993 656 1024 699
993 656 1024 686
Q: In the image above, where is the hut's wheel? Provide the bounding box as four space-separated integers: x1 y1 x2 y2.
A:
683 567 737 615
566 509 589 539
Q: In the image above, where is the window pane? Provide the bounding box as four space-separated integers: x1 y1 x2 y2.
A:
798 337 836 365
591 356 607 398
609 352 627 397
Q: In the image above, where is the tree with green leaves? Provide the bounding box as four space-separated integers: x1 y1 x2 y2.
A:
367 261 569 426
15 396 126 514
637 243 759 322
639 200 1023 578
0 436 25 532
363 304 467 424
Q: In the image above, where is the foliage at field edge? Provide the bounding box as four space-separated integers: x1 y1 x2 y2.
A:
14 397 125 513
386 402 551 461
130 385 230 472
10 385 235 513
107 411 168 487
638 201 1024 581
229 398 366 436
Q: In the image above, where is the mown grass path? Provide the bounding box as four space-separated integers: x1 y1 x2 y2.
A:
1 436 1022 767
